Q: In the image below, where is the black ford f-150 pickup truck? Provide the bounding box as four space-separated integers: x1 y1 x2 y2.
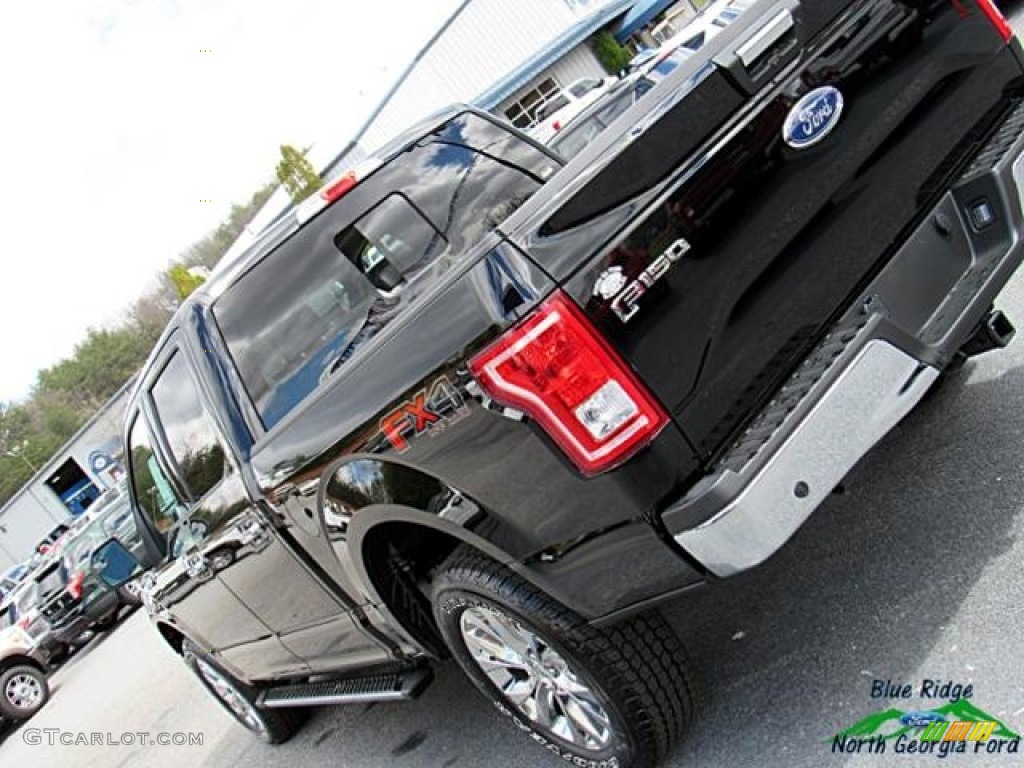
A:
94 2 1024 765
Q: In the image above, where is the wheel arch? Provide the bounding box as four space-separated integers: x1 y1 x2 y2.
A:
0 654 47 676
155 620 186 655
346 504 520 657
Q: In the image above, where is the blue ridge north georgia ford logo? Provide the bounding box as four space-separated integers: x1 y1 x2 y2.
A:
783 86 845 149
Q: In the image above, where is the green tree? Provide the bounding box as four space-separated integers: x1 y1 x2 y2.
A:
35 327 152 411
167 264 207 300
593 31 632 75
276 144 323 204
182 181 276 270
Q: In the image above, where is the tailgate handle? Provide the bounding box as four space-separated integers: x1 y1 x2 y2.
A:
716 1 803 95
736 9 795 69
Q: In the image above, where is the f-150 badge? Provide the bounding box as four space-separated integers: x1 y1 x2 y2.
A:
783 86 845 149
594 238 691 323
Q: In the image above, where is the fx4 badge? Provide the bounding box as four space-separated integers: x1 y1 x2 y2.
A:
380 376 470 452
594 237 691 323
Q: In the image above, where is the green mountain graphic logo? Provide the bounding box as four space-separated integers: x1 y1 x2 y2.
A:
832 699 1021 742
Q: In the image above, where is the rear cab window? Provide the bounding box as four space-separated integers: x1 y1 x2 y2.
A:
213 110 555 431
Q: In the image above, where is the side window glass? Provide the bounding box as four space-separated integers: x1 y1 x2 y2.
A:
150 352 229 499
127 416 187 534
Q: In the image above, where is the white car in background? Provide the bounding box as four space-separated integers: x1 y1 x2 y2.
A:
527 76 616 144
661 0 755 55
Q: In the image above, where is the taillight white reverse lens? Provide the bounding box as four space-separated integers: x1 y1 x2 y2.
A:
469 291 669 476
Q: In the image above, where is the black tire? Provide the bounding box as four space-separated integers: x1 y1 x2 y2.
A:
93 609 121 631
117 580 144 607
181 639 305 744
0 664 50 721
432 546 694 768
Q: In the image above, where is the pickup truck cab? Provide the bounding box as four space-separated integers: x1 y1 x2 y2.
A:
98 2 1024 766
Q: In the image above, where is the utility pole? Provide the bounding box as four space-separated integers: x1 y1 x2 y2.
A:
5 447 39 474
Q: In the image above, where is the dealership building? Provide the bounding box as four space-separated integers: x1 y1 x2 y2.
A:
0 381 134 570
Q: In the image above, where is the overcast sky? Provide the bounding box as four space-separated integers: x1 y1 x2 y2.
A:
0 0 463 403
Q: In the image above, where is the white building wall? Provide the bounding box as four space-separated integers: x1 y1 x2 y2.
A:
362 0 613 150
0 493 66 569
0 382 133 566
543 43 607 86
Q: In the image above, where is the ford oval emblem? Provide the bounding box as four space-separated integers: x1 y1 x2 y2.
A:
783 86 845 149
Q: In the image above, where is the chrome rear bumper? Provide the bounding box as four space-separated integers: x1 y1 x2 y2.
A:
671 340 937 577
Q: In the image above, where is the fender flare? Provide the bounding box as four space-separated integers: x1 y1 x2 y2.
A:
346 502 519 604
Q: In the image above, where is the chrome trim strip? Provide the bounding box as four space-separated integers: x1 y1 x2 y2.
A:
673 341 939 577
261 667 431 709
737 9 795 69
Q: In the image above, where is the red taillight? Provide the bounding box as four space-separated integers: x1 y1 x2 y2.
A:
469 291 669 476
553 120 563 132
16 615 30 630
67 571 85 600
977 0 1013 43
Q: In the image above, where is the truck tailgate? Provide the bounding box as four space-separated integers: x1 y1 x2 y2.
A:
505 0 1024 460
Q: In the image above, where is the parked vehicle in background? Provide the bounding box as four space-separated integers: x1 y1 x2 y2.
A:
0 579 69 665
661 0 750 54
620 46 661 76
95 3 1024 767
546 0 753 157
548 75 653 158
0 625 50 723
528 76 615 143
548 46 698 157
34 491 145 644
0 564 29 602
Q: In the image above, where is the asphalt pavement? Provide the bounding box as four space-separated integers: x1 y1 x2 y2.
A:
4 13 1024 767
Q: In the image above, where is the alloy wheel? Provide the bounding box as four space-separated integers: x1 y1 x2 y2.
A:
5 672 44 711
459 604 613 751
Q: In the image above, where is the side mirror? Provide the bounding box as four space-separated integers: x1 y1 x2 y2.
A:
91 537 142 588
368 259 405 293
